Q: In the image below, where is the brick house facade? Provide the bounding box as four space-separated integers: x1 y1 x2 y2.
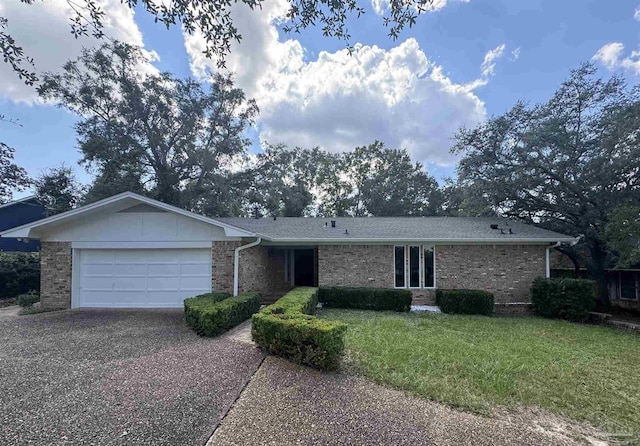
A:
2 192 574 310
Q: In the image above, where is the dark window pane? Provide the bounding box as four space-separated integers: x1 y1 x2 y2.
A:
424 246 434 288
409 246 420 287
620 272 637 300
395 246 405 287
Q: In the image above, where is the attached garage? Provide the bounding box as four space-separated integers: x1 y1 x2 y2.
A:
77 248 212 308
0 192 255 310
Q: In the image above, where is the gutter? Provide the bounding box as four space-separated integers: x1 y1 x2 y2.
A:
233 237 262 296
546 238 580 278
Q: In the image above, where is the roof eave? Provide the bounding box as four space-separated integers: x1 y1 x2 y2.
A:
0 192 256 239
259 236 579 244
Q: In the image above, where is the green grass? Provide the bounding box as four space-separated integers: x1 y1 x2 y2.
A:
320 309 640 437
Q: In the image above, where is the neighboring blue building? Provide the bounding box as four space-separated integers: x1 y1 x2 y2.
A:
0 196 47 252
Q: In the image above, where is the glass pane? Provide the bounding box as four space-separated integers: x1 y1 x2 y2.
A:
395 246 405 287
620 272 637 300
424 246 434 288
409 246 420 287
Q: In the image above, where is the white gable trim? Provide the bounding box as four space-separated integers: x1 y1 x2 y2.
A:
0 192 255 239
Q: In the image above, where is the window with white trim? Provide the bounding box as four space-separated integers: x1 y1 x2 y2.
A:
409 246 421 288
424 245 435 288
394 246 406 288
394 245 436 289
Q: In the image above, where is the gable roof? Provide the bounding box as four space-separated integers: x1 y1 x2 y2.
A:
218 216 577 243
0 195 41 210
0 192 255 239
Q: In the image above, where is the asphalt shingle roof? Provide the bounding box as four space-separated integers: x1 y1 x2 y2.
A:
218 216 575 242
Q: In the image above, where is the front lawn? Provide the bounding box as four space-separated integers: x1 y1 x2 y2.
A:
320 309 640 438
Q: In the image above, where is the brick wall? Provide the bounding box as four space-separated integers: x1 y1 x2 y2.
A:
40 241 72 309
213 242 292 296
211 241 242 294
238 246 291 294
317 245 394 288
436 244 547 303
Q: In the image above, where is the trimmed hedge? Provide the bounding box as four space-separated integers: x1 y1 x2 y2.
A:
0 252 40 299
436 289 495 316
318 287 412 312
252 287 347 370
184 292 260 336
531 277 595 322
16 290 40 308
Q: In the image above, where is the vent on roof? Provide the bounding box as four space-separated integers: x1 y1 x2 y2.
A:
490 223 499 230
331 220 336 228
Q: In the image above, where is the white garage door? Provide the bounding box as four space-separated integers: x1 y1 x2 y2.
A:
78 249 212 308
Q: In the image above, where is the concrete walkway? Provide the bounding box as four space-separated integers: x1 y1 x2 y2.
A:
0 305 20 318
224 319 255 345
209 356 606 446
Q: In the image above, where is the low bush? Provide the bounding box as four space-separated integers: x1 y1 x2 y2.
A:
16 290 40 308
0 252 40 299
252 287 347 370
184 292 260 336
531 277 595 322
318 287 412 312
184 292 231 328
435 289 495 316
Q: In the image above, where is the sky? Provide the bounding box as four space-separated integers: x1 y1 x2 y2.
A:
1 0 639 200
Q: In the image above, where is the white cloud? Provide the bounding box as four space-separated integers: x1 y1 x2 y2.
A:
461 43 506 91
593 42 640 75
0 0 154 104
511 47 521 61
184 0 492 166
593 42 625 70
634 5 640 21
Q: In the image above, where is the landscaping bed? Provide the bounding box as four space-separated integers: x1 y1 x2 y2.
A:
320 309 640 439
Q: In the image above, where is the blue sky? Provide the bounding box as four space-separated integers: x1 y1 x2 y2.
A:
1 0 639 199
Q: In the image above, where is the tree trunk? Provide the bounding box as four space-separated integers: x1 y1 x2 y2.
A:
555 246 581 275
586 239 611 307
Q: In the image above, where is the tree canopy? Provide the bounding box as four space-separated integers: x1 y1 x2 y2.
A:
0 138 30 204
38 42 258 212
247 141 442 217
606 206 640 269
34 165 83 216
453 63 640 302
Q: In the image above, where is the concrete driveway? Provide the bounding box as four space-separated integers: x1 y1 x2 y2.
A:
0 309 264 446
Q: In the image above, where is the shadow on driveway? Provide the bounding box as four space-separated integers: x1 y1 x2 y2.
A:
0 309 264 445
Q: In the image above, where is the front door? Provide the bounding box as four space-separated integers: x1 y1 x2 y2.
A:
294 249 316 286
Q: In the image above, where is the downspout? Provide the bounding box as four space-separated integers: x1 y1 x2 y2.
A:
546 243 561 278
546 239 579 278
233 237 262 296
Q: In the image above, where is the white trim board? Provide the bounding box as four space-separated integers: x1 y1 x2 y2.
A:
71 241 216 249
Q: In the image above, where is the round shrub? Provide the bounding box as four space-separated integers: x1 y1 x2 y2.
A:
435 289 495 316
531 277 595 322
16 290 40 308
